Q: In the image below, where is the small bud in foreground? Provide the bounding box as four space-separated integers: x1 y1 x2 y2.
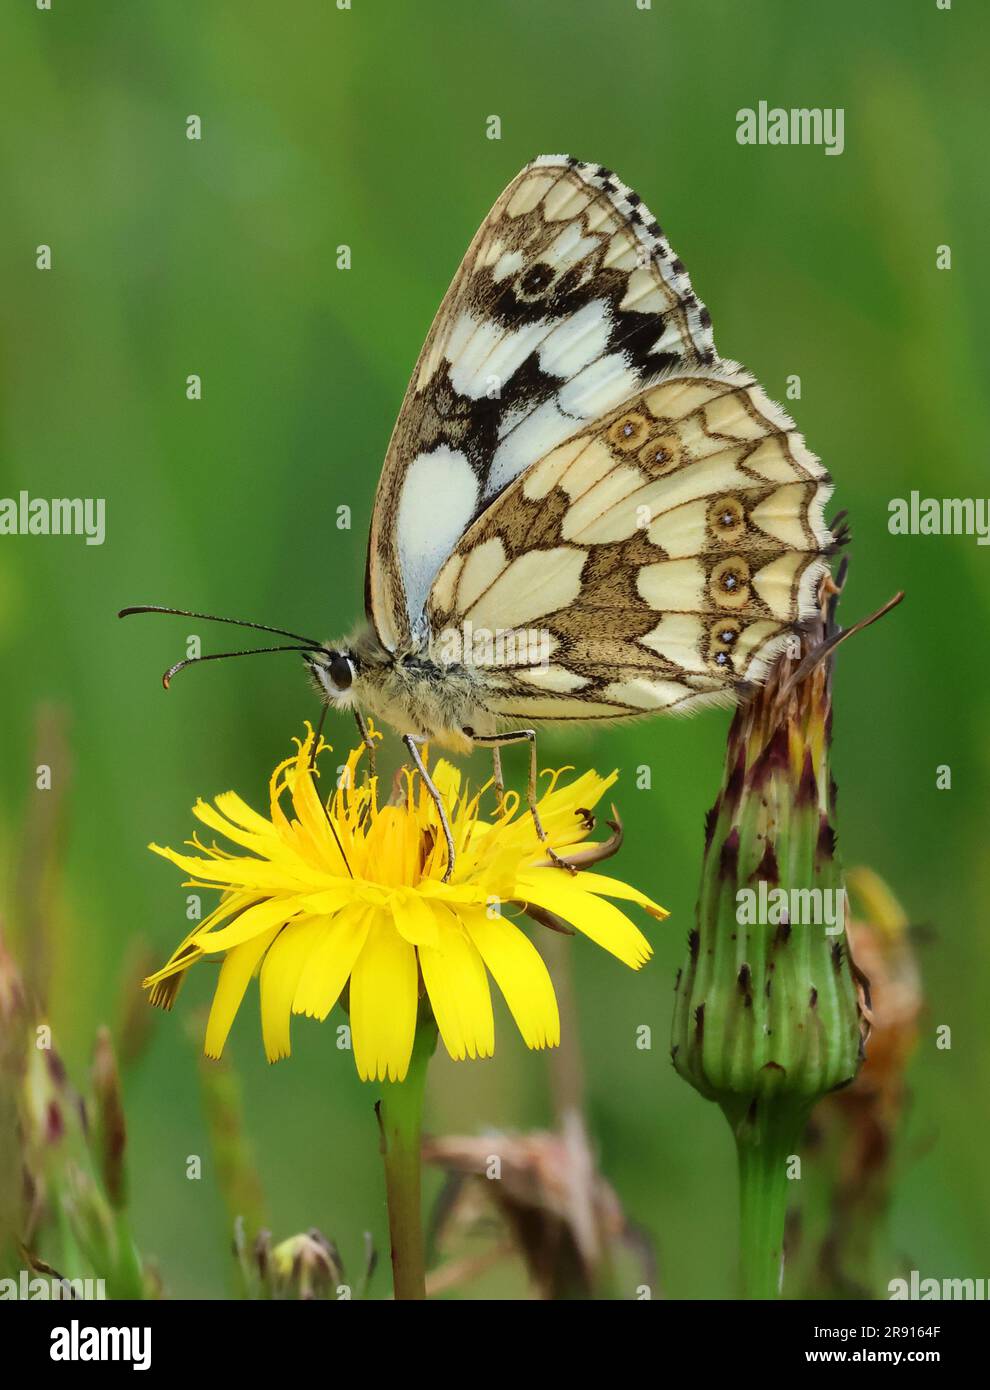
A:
269 1230 345 1300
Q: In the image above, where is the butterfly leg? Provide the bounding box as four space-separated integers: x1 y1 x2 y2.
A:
468 730 576 874
403 735 456 883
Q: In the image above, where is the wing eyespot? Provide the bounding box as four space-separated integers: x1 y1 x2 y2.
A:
709 557 752 610
637 433 683 475
707 496 747 545
705 618 742 674
515 261 557 303
607 412 652 452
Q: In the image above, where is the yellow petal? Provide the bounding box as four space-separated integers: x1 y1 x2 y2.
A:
288 754 351 876
391 890 440 947
534 768 617 839
213 789 277 836
579 872 669 920
192 798 274 855
431 760 462 808
144 890 259 987
205 925 281 1057
296 885 366 915
419 908 494 1061
463 908 559 1050
149 843 316 894
197 894 309 953
259 917 326 1062
349 912 418 1081
363 807 421 888
292 905 372 1020
515 870 653 969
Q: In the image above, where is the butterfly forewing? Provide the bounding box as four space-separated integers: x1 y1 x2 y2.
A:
367 155 717 650
424 365 833 722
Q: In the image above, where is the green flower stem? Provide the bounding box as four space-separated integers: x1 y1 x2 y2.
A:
109 1209 145 1301
378 1021 436 1301
724 1094 810 1300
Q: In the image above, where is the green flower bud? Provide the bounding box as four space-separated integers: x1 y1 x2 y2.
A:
671 573 874 1296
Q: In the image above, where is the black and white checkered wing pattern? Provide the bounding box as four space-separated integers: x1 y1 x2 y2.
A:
366 155 717 650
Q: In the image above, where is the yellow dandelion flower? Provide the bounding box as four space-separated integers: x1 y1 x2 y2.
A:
144 725 667 1082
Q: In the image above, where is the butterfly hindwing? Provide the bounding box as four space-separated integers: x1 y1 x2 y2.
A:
366 155 716 651
424 365 833 721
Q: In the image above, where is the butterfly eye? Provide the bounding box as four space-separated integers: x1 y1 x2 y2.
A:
329 652 354 691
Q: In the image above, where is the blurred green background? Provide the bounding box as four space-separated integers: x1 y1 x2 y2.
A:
1 0 987 1298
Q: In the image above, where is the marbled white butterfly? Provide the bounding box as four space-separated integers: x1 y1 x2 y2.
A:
124 156 834 878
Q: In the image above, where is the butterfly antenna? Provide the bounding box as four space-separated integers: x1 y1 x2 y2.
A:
162 645 318 689
121 615 353 874
119 605 322 648
828 509 852 552
778 590 905 699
